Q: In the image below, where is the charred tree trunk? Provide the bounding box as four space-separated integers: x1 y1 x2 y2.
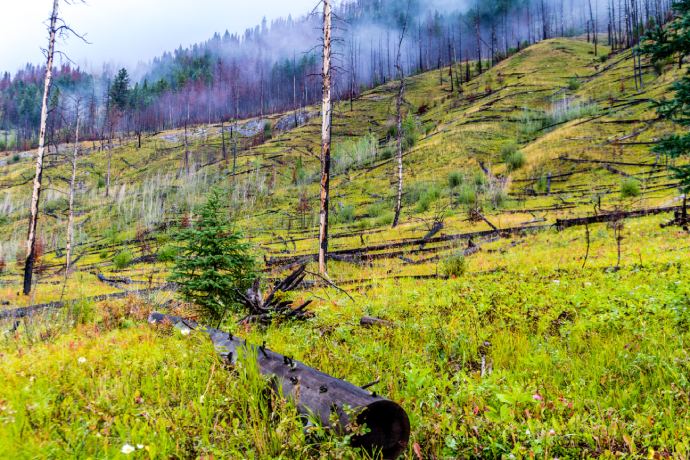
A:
475 16 483 74
588 0 599 56
148 312 410 459
66 103 80 273
392 18 408 229
221 120 227 165
24 0 59 295
319 0 333 276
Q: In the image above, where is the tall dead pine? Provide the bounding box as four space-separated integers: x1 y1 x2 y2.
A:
66 102 80 273
392 13 409 228
24 0 60 295
318 0 332 276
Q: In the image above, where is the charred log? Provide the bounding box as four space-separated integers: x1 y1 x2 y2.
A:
148 312 410 459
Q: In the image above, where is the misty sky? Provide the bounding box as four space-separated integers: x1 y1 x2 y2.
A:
0 0 319 74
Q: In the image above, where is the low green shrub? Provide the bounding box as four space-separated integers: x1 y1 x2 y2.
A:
439 252 467 278
157 244 178 263
333 204 356 224
457 184 477 206
505 150 526 171
621 178 642 198
113 249 134 270
448 172 463 189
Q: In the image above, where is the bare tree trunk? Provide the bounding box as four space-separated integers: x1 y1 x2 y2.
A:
221 120 227 165
318 0 332 276
588 0 598 56
392 14 409 229
184 118 190 175
24 0 59 295
66 103 80 273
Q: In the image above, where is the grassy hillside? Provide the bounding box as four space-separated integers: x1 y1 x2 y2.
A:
1 38 689 457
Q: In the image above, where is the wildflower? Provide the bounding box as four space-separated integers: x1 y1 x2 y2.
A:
549 429 556 436
137 444 144 449
532 393 543 401
121 444 135 455
553 280 560 285
77 357 87 364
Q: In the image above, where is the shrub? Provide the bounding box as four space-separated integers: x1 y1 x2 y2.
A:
157 243 178 263
333 134 378 174
621 178 642 198
374 211 395 226
113 249 134 269
473 171 487 188
170 188 256 324
403 115 419 150
415 186 441 213
535 173 550 193
68 300 95 325
567 77 581 91
448 172 463 189
263 122 272 140
379 145 395 160
505 150 526 171
333 204 355 224
44 197 68 214
500 142 518 159
457 184 477 206
439 252 467 278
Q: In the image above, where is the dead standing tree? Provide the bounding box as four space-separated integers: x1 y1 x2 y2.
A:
24 0 60 295
24 0 86 295
392 6 410 228
65 100 80 273
319 0 333 276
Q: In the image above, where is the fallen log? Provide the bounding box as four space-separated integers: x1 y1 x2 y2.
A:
556 206 682 230
0 284 176 320
360 316 395 328
148 312 410 459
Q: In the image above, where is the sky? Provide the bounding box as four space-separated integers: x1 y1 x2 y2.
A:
0 0 319 74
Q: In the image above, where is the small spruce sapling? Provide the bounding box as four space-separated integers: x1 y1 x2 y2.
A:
170 188 256 325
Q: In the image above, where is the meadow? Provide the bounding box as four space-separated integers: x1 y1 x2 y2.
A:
1 37 689 458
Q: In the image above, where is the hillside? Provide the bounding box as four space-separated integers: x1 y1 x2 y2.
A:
1 38 690 457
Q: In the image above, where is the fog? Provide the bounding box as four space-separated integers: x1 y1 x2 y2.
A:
0 0 318 73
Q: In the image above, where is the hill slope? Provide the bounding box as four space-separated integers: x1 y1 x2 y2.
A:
1 38 690 458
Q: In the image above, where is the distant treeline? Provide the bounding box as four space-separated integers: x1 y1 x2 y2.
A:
0 0 672 150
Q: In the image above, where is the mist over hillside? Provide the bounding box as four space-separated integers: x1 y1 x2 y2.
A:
0 0 645 151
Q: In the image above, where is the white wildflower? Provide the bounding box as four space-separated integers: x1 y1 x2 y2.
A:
77 357 87 364
121 444 135 455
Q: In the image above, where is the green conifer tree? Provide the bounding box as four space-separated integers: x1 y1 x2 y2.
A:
170 189 256 324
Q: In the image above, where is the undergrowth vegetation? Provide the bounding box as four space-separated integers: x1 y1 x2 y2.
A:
1 36 690 458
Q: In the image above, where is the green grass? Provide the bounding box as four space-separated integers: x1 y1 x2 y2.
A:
0 37 689 457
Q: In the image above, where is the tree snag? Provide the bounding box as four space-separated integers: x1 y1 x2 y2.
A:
319 0 332 276
24 0 60 295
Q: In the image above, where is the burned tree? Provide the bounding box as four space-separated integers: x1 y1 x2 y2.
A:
65 100 80 273
392 7 410 228
319 0 333 276
24 0 60 295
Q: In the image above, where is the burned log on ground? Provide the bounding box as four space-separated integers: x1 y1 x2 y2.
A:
360 316 395 328
237 264 313 325
148 312 410 459
555 205 682 230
